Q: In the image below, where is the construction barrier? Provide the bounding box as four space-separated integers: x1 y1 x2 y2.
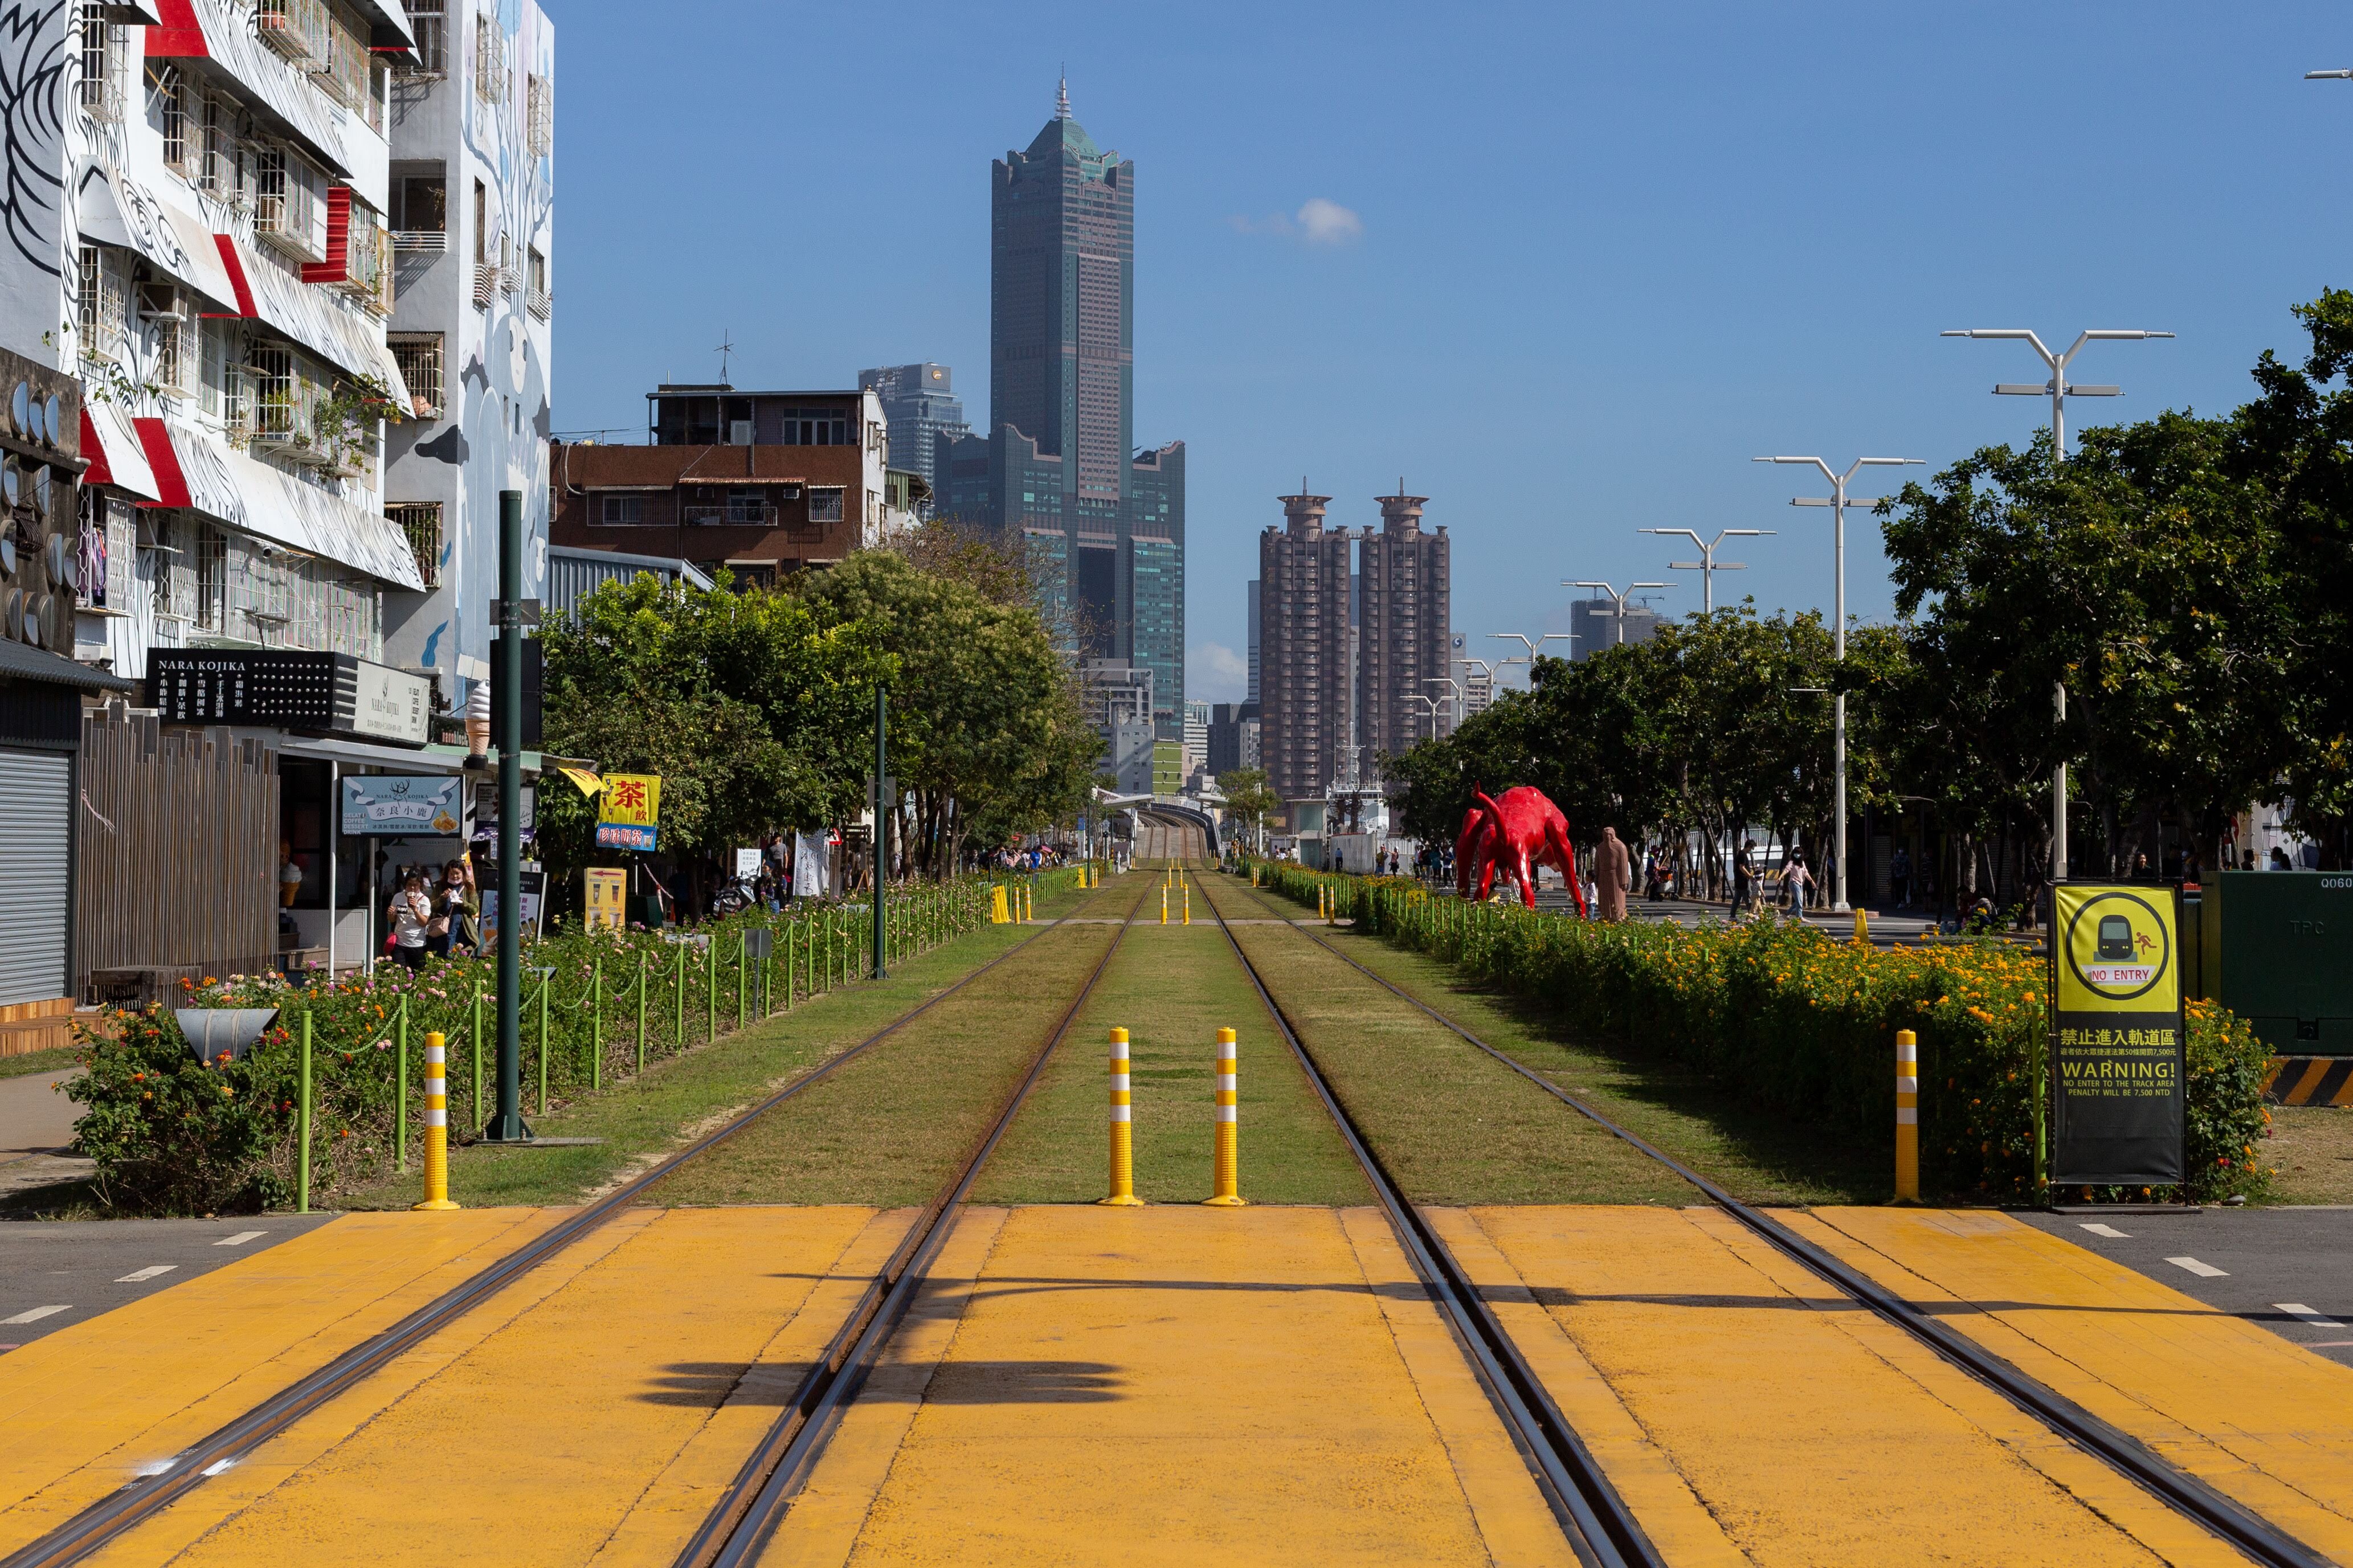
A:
990 885 1011 923
1895 1028 1919 1203
415 1031 459 1211
1102 1027 1143 1206
1205 1027 1243 1206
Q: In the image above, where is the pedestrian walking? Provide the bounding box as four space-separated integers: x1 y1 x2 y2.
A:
1889 844 1911 910
387 873 433 971
427 861 477 958
1733 840 1758 920
1784 851 1814 918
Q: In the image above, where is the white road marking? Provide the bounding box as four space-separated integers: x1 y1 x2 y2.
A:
2 1305 70 1325
213 1231 267 1247
2078 1222 2132 1239
2275 1303 2348 1328
2167 1256 2229 1279
116 1266 178 1284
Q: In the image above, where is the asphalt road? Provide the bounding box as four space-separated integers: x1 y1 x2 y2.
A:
2020 1207 2353 1368
0 1215 335 1350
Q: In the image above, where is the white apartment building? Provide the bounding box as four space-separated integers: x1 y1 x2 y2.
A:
379 0 554 695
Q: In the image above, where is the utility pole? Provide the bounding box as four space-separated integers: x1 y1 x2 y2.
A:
483 489 530 1143
873 685 888 981
1639 528 1772 614
1568 581 1671 647
1752 456 1922 915
1940 326 2173 881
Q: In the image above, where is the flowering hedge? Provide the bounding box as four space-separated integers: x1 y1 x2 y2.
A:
64 879 1007 1215
1253 863 2272 1202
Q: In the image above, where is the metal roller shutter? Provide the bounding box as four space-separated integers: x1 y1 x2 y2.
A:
0 747 70 1006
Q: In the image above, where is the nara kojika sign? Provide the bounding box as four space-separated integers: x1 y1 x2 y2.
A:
2049 884 2186 1187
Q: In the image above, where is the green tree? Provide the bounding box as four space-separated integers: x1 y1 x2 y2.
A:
1216 768 1280 847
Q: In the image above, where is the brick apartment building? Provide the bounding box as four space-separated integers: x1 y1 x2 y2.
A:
549 384 898 588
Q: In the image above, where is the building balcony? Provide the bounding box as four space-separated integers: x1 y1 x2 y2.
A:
393 230 447 253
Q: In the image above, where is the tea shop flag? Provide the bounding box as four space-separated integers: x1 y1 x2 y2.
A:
2050 883 2186 1187
595 773 661 851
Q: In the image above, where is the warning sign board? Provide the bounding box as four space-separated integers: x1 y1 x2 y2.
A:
2050 884 2185 1186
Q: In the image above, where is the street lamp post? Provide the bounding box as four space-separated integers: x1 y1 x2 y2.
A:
1567 582 1671 646
1421 675 1463 740
1410 693 1443 742
1752 456 1923 915
1940 327 2174 882
1489 633 1574 689
1638 528 1774 614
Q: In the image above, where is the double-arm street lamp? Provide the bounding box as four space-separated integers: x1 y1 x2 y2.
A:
1941 326 2174 882
1489 632 1574 689
1752 455 1922 914
1567 582 1671 646
1637 528 1774 613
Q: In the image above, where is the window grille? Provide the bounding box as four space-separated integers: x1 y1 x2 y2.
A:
193 525 228 633
408 0 446 75
144 285 194 395
475 15 506 103
321 12 369 117
386 502 443 588
255 0 329 66
77 245 126 363
391 334 443 417
526 248 549 320
248 345 296 443
78 5 124 122
254 146 321 258
198 94 239 202
153 64 190 171
599 494 645 526
807 486 845 524
527 73 552 154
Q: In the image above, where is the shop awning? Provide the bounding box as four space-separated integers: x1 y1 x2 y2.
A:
77 403 158 501
75 164 238 311
0 637 134 692
211 234 412 402
133 417 427 592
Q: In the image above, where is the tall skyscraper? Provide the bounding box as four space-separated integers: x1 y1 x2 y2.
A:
953 81 1186 735
1247 579 1261 701
858 363 968 504
1259 489 1355 801
1357 486 1451 760
1570 597 1661 658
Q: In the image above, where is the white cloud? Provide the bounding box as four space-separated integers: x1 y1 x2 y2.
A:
1188 641 1248 703
1295 198 1362 245
1227 199 1363 246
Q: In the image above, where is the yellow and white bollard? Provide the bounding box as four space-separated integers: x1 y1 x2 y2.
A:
1101 1027 1144 1206
1161 885 1169 925
1183 882 1190 926
414 1030 459 1211
1024 883 1033 922
1895 1029 1919 1203
1204 1027 1243 1206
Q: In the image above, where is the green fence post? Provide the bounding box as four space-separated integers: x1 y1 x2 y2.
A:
298 1012 313 1214
396 993 408 1174
636 954 648 1073
706 936 717 1042
674 947 685 1046
738 931 747 1030
593 956 604 1091
472 979 485 1133
537 974 549 1117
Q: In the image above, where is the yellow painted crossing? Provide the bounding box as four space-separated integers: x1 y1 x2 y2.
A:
760 1206 1576 1567
1796 1206 2353 1562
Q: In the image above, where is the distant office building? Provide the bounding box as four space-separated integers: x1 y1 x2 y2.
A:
1570 597 1661 658
1259 489 1355 801
858 363 966 506
943 83 1184 736
1207 701 1260 776
1182 698 1210 779
1084 656 1155 794
1448 632 1493 732
1247 579 1261 701
1358 487 1450 760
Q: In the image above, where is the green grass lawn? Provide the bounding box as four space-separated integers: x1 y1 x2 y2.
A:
336 872 1134 1212
1228 874 1888 1206
0 1045 77 1080
973 912 1369 1206
2263 1102 2353 1204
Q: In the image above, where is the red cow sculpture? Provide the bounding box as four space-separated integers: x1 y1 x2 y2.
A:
1456 784 1588 917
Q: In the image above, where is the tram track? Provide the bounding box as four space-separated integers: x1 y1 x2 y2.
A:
1153 816 1658 1568
1 874 1146 1568
1196 840 2334 1568
677 874 1152 1568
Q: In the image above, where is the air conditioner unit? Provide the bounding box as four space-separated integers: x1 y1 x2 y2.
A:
729 420 753 445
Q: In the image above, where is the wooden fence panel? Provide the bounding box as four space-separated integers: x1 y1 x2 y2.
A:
75 706 279 997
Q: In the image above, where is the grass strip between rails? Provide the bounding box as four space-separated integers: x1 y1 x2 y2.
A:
1206 875 1695 1206
973 904 1369 1206
1231 874 1887 1205
334 874 1126 1211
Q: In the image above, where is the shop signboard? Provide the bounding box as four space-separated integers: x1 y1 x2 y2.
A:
481 870 546 948
340 775 463 837
734 847 761 881
149 650 430 745
595 773 661 851
584 868 627 932
2050 883 2186 1186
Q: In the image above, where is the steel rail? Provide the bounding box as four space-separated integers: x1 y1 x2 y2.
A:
1166 829 1656 1568
1229 870 2333 1568
2 893 1102 1568
685 873 1155 1568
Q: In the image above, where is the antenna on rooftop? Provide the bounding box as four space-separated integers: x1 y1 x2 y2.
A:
714 330 735 383
1056 69 1071 121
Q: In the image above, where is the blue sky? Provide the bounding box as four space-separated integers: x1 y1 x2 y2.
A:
552 2 2353 705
